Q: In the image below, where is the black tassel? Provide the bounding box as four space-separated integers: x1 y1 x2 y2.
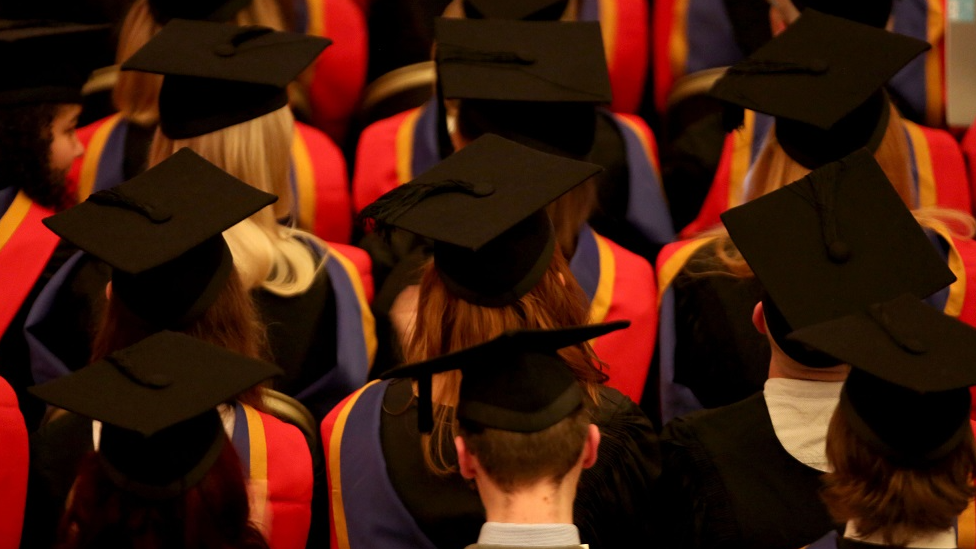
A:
437 43 536 66
418 374 433 433
357 178 494 236
88 188 172 223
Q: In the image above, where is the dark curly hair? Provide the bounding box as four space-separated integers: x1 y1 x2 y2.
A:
0 103 71 210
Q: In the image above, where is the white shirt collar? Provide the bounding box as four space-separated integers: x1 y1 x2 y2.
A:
763 378 843 472
844 521 956 548
477 522 582 547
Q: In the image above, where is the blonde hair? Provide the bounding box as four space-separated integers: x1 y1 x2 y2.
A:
744 104 916 207
405 249 607 475
148 107 326 297
113 0 286 126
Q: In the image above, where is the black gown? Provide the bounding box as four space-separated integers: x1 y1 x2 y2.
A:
380 380 662 549
659 392 837 549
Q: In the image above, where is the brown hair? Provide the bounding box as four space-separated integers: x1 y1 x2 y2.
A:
821 407 976 546
113 0 286 126
57 441 269 549
458 408 590 492
91 270 269 408
405 247 607 475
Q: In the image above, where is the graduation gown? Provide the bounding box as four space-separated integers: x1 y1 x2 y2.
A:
22 402 313 549
322 380 661 549
0 186 72 431
25 242 376 422
67 114 354 243
807 530 966 549
679 111 972 238
352 98 674 261
653 225 976 425
652 0 948 126
659 393 836 549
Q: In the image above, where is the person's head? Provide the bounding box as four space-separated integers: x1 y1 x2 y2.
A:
129 20 330 296
113 0 286 126
711 10 928 206
32 332 281 549
722 150 957 369
43 150 277 402
768 0 893 32
1 21 106 209
444 0 577 21
787 294 976 546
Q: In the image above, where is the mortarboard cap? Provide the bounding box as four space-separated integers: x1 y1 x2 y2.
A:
30 331 282 498
709 10 929 169
382 321 629 432
121 19 330 139
358 134 602 307
792 0 893 28
0 20 109 105
788 294 976 464
148 0 252 25
721 149 956 365
435 18 610 158
462 0 571 21
43 148 277 328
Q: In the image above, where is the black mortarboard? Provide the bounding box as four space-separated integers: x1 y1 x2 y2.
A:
792 0 893 28
43 148 277 328
709 10 929 169
0 20 109 105
721 150 956 366
30 331 282 498
382 321 629 432
789 294 976 464
120 19 330 139
358 134 602 307
148 0 252 25
435 18 609 157
462 0 570 20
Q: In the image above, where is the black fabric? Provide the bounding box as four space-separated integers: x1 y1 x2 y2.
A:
366 0 452 83
0 240 76 432
671 247 771 409
723 0 773 56
254 260 339 421
121 121 155 181
660 108 727 232
462 0 569 20
660 393 837 549
381 380 661 549
794 0 893 27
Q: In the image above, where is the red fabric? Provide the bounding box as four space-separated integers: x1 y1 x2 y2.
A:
961 121 976 214
351 109 416 214
320 390 359 549
305 0 368 143
678 132 735 239
260 411 314 549
591 237 657 402
67 115 112 198
605 0 649 114
329 242 374 303
651 0 676 115
918 125 971 213
294 122 353 243
0 201 59 335
0 378 27 549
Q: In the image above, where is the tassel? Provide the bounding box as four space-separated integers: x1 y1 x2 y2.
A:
88 188 172 223
357 178 494 236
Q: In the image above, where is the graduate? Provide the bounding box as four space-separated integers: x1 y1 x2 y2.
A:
0 20 106 430
362 19 659 400
31 331 282 549
788 294 976 549
383 324 623 549
658 150 958 549
23 150 314 549
324 134 660 549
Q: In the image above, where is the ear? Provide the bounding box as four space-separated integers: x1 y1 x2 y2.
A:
455 436 478 480
581 424 601 469
752 301 767 335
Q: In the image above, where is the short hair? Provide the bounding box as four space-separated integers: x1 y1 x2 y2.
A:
0 103 65 209
458 407 590 492
821 405 976 546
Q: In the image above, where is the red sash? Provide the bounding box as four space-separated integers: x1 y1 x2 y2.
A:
292 122 353 243
0 192 59 335
0 377 27 549
594 0 649 114
352 108 420 214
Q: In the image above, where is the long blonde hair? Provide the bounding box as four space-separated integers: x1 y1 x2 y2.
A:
113 0 286 126
148 107 325 297
404 247 607 475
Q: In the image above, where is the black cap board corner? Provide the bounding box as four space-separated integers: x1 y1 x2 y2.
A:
43 148 277 327
121 18 331 139
358 133 602 307
30 331 282 499
462 0 571 20
720 149 955 364
382 321 630 433
788 293 976 464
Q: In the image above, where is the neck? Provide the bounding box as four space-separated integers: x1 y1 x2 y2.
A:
478 475 578 525
767 342 849 381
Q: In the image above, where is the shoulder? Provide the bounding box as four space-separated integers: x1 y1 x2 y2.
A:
663 393 767 448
